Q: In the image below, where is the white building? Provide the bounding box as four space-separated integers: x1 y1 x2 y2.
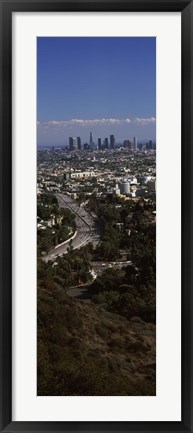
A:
70 171 96 179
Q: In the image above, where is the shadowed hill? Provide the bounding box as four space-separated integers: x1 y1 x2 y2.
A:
38 279 156 396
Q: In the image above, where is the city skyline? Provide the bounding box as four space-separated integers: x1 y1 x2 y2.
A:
37 37 156 146
67 133 155 151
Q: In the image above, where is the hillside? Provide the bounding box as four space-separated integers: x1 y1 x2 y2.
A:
38 279 156 396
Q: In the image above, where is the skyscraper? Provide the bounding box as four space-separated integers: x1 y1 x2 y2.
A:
84 142 89 150
77 137 81 150
133 136 137 150
104 138 109 149
69 137 74 151
69 137 77 151
98 138 102 150
124 140 131 149
110 134 115 149
89 132 94 150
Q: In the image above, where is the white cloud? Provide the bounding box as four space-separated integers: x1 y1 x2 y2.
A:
37 117 155 128
134 117 156 125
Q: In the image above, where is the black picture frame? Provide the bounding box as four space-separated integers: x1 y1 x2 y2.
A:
0 0 192 432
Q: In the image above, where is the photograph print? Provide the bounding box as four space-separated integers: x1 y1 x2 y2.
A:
37 37 156 396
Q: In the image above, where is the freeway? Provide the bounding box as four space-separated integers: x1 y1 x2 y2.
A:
43 193 100 262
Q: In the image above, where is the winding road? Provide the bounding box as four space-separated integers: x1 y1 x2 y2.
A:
43 193 100 262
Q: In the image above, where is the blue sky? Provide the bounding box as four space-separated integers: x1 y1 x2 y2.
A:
37 37 156 146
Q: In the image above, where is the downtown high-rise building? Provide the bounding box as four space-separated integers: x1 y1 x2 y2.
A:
146 140 153 150
69 137 77 151
124 140 132 149
77 136 81 150
84 142 89 150
98 138 102 150
110 134 115 149
89 132 94 150
104 137 109 149
133 136 137 150
69 137 73 151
